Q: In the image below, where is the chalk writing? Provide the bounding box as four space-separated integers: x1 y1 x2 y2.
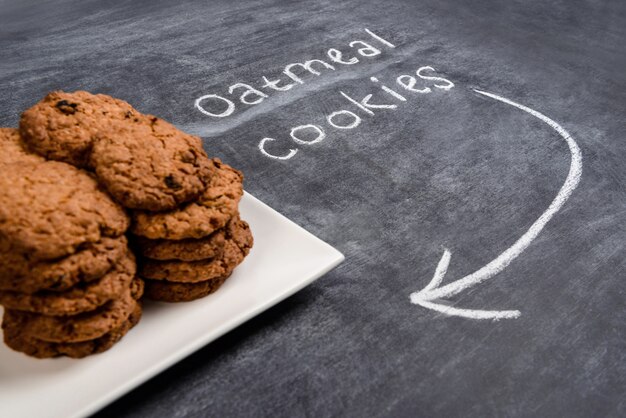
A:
193 29 455 160
195 29 396 119
259 66 454 160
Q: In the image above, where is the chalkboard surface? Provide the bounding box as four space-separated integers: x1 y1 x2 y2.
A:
1 0 625 416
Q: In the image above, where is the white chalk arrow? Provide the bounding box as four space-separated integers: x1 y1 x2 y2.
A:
410 89 583 320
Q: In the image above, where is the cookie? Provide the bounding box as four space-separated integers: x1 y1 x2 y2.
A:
0 236 128 294
89 117 212 211
4 283 140 343
133 229 226 262
0 127 45 165
139 239 244 283
2 302 142 359
20 91 213 210
19 90 140 167
0 251 136 316
0 160 129 261
133 216 251 261
131 159 243 240
143 274 230 303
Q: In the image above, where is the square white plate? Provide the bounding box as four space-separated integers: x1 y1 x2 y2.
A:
0 192 344 418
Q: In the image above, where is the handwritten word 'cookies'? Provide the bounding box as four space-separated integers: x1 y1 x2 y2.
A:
259 67 453 160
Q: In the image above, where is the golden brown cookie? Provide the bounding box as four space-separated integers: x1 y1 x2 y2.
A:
4 284 140 343
89 118 212 211
0 161 129 261
19 91 140 167
143 274 230 303
2 302 142 359
139 239 244 283
131 159 243 239
0 251 136 316
132 216 251 262
0 127 45 165
0 236 128 294
133 229 226 262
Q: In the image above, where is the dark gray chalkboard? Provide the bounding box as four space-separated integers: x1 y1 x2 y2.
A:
1 0 625 416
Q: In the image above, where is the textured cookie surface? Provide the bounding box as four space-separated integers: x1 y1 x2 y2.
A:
142 217 251 302
226 217 253 256
2 303 142 359
0 127 45 165
4 285 139 343
0 236 128 294
144 275 230 303
0 251 136 316
134 228 226 262
90 118 212 211
19 90 140 167
139 239 244 283
0 161 129 261
131 159 243 239
133 216 250 262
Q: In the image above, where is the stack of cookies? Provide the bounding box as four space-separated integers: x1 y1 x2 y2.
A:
0 91 253 358
131 158 254 302
19 91 253 303
0 129 142 358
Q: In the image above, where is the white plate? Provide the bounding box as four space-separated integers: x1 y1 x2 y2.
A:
0 193 344 418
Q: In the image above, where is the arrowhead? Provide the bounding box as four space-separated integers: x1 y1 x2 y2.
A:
410 248 521 320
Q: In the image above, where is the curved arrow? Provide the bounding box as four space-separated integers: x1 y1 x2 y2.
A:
410 89 583 320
